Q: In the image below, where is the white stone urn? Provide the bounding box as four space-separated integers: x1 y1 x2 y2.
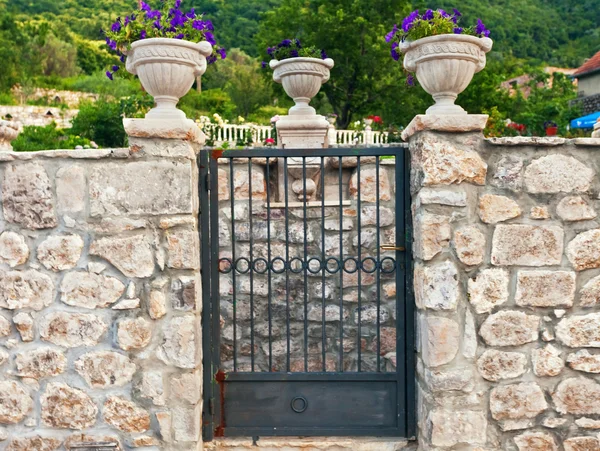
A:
270 57 335 116
0 120 20 151
126 38 213 120
402 34 493 115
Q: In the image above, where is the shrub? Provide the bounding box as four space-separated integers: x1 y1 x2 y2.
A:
12 123 90 152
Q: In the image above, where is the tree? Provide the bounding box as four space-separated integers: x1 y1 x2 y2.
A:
257 0 412 129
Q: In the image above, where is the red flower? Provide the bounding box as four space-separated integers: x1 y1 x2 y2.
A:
265 138 275 144
368 115 383 124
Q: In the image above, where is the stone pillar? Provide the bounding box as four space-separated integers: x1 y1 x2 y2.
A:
0 120 20 151
403 114 492 450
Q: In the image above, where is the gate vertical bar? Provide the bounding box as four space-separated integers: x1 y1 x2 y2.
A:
404 148 417 438
395 148 407 435
200 149 214 441
209 152 222 436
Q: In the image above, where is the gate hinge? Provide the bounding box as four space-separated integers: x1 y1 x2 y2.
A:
205 173 211 191
209 397 215 415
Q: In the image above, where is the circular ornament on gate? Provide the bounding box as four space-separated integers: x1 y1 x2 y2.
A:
291 396 308 413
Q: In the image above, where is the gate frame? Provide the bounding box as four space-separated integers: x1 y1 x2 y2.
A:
200 147 416 442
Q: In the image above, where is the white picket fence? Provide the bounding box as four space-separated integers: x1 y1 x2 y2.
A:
204 123 389 147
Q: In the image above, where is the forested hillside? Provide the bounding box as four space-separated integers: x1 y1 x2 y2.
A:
0 0 598 142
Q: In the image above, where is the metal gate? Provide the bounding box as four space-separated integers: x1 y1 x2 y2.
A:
200 146 415 441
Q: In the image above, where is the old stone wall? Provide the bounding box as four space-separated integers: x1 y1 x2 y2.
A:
0 135 202 450
407 119 600 450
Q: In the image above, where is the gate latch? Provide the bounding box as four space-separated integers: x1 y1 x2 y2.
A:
381 244 406 251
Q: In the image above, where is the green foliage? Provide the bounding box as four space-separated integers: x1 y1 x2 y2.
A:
394 10 489 43
179 88 237 119
76 39 118 75
12 122 91 152
247 106 288 125
71 95 152 147
266 38 325 60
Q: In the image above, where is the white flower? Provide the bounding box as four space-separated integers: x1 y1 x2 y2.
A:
238 116 245 123
271 115 281 123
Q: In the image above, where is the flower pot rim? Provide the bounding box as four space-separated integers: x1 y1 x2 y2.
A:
269 57 335 70
401 33 493 52
130 37 213 56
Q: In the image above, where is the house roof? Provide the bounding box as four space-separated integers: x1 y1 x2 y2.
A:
574 50 600 78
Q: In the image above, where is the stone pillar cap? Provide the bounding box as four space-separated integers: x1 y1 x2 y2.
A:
401 114 489 141
123 117 204 144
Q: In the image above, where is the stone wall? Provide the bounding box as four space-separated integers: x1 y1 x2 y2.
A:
406 116 600 450
0 106 78 129
0 128 202 450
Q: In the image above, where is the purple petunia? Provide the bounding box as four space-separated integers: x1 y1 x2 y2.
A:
140 29 147 39
290 49 299 57
106 71 114 80
475 18 490 37
140 1 151 12
120 54 126 62
205 20 214 31
385 24 398 43
267 47 275 57
192 20 206 30
391 42 400 61
453 27 463 34
295 38 301 48
112 65 120 72
175 33 184 39
111 19 121 33
423 9 434 20
279 39 292 48
186 8 196 19
147 10 161 20
218 48 227 59
261 61 267 68
207 55 217 65
407 74 415 86
153 19 162 30
452 8 462 23
174 0 181 8
321 49 328 59
205 31 216 45
401 10 419 33
437 9 450 18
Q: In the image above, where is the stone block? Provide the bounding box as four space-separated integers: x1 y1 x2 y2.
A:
0 232 29 267
0 381 33 424
491 225 563 266
557 313 600 347
480 311 539 347
40 382 97 429
89 161 193 216
468 268 509 314
490 382 548 420
40 312 107 348
567 229 600 271
532 345 564 377
414 261 459 311
103 396 150 433
557 196 597 221
429 409 487 447
419 315 460 367
564 437 600 451
349 167 391 202
37 234 84 271
2 163 57 229
478 194 521 224
56 164 86 213
515 271 576 308
117 318 152 351
414 212 451 260
491 155 523 191
0 269 54 311
158 315 198 369
567 350 600 373
524 154 593 194
60 271 125 309
15 348 67 380
166 229 200 270
454 225 486 266
553 377 600 415
477 350 527 381
90 234 155 278
514 432 558 451
75 351 136 388
5 436 62 451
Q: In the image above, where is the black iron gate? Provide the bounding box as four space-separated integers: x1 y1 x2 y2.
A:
200 146 415 441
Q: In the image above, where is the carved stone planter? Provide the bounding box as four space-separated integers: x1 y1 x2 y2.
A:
126 38 213 120
270 57 335 116
402 34 493 115
0 120 20 151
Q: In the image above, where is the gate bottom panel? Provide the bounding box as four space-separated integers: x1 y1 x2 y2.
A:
223 379 400 432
